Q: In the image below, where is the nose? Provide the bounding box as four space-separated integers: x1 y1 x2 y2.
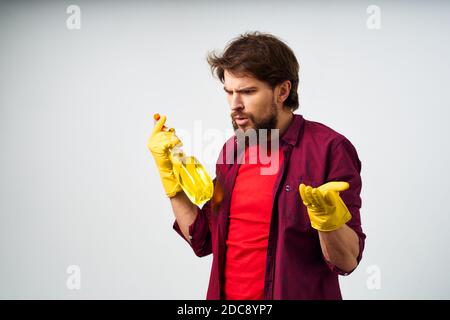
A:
230 92 244 112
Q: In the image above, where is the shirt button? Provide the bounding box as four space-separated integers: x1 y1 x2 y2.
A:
285 184 291 192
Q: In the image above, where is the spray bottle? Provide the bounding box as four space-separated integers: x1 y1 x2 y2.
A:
153 113 214 206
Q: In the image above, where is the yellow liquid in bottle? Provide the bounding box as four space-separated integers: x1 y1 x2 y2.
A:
171 155 214 206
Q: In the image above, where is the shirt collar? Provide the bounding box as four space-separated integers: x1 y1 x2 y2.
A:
280 113 304 147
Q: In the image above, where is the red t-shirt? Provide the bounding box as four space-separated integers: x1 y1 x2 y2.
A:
223 143 283 300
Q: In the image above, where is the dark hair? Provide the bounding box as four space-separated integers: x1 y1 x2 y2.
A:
207 31 300 111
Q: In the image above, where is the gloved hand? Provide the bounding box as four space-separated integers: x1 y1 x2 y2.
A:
299 181 352 232
147 114 183 197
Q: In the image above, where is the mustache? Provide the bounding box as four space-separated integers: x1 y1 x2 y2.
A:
230 111 250 119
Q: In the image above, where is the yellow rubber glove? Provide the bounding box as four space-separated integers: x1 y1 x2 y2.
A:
147 114 183 197
299 181 352 232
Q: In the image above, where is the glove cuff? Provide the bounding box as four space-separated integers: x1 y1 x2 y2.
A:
166 183 183 198
158 170 182 198
312 210 352 232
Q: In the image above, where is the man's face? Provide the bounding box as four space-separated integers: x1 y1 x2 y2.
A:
223 70 278 132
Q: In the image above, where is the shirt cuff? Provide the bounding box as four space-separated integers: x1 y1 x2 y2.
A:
324 232 365 276
172 206 212 257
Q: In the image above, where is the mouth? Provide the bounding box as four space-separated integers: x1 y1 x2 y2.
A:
233 116 249 126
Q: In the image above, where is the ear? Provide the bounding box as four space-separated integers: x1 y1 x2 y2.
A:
276 80 292 104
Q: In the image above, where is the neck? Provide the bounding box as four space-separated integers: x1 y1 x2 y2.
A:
263 109 293 145
276 109 294 138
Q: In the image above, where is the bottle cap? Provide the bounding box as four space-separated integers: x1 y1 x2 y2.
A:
154 113 174 132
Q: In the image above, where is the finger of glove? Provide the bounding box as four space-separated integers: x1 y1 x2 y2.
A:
304 186 316 207
323 190 337 207
312 188 327 210
319 181 349 193
299 184 310 206
152 115 167 136
150 131 181 154
167 132 182 149
309 188 321 207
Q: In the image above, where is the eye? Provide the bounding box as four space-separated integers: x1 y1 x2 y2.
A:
242 90 256 95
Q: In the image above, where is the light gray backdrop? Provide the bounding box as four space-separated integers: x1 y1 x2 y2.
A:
1 0 449 299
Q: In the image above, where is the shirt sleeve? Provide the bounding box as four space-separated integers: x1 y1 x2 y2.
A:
172 185 214 258
323 137 366 276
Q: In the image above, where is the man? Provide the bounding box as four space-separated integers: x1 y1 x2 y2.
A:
147 32 365 299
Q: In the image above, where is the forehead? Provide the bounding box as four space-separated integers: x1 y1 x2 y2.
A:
223 70 268 89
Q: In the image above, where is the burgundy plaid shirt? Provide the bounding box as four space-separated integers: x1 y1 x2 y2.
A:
173 114 365 299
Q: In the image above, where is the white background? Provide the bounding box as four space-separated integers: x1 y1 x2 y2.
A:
1 0 449 299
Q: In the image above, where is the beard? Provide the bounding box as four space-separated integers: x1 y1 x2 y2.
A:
231 101 278 148
231 100 278 136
